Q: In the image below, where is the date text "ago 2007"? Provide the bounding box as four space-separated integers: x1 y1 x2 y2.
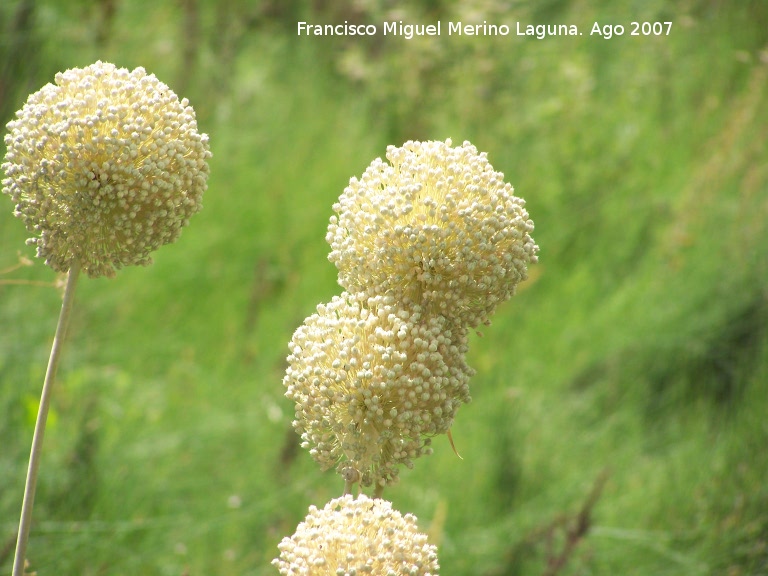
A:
591 21 673 39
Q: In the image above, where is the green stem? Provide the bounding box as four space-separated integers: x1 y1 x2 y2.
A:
12 260 81 576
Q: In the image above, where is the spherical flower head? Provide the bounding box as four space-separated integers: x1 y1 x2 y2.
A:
2 61 211 278
327 139 538 327
273 494 439 576
284 293 473 487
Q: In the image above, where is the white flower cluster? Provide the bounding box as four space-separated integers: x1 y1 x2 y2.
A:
285 293 473 486
327 139 538 328
285 139 536 490
273 494 439 576
2 61 211 278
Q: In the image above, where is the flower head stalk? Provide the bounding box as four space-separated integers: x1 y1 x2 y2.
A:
3 61 210 576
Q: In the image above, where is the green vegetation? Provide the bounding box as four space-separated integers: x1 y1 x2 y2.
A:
1 0 767 574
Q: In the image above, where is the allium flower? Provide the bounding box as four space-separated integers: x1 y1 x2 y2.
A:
2 61 211 278
284 293 473 487
273 494 439 576
327 139 538 327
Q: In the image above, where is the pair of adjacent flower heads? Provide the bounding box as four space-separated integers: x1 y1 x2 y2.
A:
277 140 537 574
285 138 538 490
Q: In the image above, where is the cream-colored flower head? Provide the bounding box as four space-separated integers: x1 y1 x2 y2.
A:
2 61 211 278
327 139 538 327
273 494 439 576
284 293 473 487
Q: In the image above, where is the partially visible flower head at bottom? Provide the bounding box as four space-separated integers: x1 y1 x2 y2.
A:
273 494 439 576
1 60 211 278
284 292 473 487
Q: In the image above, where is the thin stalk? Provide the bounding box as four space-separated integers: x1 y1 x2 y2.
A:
341 466 359 497
343 479 354 496
12 260 81 576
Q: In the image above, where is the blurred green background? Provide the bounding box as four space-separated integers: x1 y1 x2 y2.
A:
1 0 767 574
